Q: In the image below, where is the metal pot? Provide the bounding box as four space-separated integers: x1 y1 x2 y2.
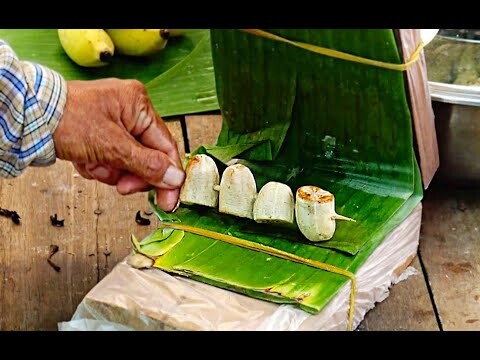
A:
425 30 480 183
430 82 480 183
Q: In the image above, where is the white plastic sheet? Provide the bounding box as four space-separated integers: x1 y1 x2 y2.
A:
59 205 422 331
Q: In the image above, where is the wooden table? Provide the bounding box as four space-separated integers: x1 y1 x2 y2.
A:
1 115 479 331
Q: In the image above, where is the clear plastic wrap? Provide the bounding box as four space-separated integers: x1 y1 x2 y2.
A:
59 205 422 331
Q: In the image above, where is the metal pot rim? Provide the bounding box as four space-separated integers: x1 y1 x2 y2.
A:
429 81 480 107
435 34 480 45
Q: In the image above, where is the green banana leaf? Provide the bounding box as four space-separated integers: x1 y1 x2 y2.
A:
138 29 423 316
0 29 219 117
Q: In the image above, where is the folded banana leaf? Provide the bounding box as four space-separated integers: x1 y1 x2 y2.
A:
0 29 218 117
140 29 423 316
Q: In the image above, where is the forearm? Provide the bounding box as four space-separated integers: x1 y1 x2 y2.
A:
0 40 67 178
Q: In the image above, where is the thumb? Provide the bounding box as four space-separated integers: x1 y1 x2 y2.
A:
103 130 185 190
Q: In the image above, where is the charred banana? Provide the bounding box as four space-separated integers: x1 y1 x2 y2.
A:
179 156 355 241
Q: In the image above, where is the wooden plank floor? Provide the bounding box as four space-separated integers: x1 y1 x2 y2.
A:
0 114 477 331
419 185 480 330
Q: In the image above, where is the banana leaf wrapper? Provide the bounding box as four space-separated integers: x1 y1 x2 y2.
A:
141 29 423 315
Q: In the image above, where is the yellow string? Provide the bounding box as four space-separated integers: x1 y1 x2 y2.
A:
239 29 423 72
158 222 357 331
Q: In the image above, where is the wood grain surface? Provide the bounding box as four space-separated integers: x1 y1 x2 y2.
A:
0 120 183 330
397 29 440 189
419 184 480 330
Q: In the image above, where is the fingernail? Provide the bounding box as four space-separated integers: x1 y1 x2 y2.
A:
90 166 110 179
163 166 185 187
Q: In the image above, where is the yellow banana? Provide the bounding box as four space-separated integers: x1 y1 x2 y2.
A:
57 29 114 67
106 29 170 56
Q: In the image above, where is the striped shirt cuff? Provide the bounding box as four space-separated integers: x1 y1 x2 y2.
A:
0 40 67 178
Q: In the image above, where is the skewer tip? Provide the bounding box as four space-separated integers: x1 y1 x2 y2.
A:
332 214 356 222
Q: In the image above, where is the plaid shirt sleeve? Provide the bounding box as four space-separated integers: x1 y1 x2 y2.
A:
0 40 67 178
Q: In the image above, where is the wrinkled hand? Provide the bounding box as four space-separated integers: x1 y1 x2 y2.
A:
53 78 185 212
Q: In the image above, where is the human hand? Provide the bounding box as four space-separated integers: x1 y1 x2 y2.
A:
52 78 185 212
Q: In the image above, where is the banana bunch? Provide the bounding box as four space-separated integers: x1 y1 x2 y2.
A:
57 29 187 68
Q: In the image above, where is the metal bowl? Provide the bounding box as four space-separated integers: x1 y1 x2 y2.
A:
430 82 480 182
425 30 480 183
